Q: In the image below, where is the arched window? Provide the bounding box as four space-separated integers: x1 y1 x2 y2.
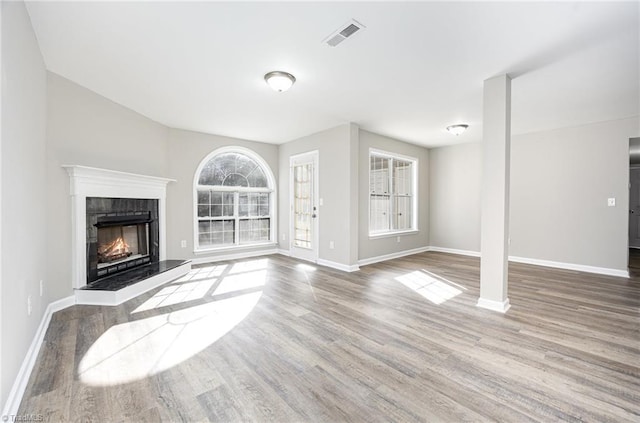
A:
194 147 276 251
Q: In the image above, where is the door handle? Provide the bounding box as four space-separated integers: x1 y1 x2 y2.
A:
631 210 635 214
312 214 317 218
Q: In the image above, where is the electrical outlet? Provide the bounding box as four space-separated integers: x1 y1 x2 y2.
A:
180 240 187 248
607 198 616 207
319 198 324 206
27 295 32 316
397 236 401 243
329 241 335 249
40 280 43 297
281 233 286 241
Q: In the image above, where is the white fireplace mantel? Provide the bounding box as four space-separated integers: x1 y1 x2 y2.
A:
63 165 176 290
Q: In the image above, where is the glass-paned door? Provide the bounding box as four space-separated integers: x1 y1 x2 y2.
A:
290 151 318 262
294 164 312 248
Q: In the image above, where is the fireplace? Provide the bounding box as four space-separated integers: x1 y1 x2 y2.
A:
86 197 159 284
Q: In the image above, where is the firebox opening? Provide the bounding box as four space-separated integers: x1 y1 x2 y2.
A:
97 223 150 269
86 197 160 285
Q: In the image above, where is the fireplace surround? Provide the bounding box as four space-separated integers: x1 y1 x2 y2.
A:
63 165 175 290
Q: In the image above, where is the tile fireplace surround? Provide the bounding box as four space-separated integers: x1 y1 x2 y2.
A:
63 166 190 304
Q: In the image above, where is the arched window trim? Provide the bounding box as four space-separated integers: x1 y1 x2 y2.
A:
193 146 277 253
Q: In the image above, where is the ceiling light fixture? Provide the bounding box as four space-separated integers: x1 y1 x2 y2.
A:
264 71 296 92
446 124 469 136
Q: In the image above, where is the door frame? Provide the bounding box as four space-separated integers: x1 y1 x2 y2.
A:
289 150 319 263
628 137 640 270
629 166 640 250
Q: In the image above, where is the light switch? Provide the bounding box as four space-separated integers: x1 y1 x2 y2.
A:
319 198 324 206
607 198 616 207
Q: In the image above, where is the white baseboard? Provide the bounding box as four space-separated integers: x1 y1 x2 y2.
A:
427 246 628 278
477 297 511 313
191 248 279 265
358 246 430 266
316 259 360 272
2 295 75 417
279 250 358 272
427 246 481 258
508 255 629 278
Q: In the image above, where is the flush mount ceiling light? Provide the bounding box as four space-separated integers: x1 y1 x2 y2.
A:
446 124 469 136
264 71 296 92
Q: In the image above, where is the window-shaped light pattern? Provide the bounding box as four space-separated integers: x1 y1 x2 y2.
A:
369 152 416 235
196 151 273 249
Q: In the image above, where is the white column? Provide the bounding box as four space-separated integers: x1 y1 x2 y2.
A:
477 74 512 313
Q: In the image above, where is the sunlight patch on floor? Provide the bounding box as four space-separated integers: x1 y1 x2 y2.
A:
132 278 216 313
78 290 262 386
228 258 268 274
214 270 267 296
296 263 316 272
79 259 268 386
394 270 464 305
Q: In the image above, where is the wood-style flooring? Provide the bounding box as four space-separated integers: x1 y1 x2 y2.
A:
18 252 640 422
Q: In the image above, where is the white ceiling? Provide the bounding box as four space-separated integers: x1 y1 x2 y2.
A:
25 1 639 147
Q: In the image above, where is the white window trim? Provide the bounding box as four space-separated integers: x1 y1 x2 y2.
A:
193 146 277 253
368 148 419 237
194 241 278 255
369 229 420 240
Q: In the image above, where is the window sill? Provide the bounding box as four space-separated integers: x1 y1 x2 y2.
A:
194 242 277 255
369 230 419 240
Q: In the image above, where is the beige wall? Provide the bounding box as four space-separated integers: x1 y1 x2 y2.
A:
1 1 48 407
429 142 482 252
46 72 170 302
165 128 279 260
429 116 640 271
510 117 638 270
358 130 430 261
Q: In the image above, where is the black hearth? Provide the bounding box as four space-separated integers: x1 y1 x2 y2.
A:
86 198 159 284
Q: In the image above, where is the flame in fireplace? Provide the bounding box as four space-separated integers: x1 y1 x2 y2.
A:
98 237 130 263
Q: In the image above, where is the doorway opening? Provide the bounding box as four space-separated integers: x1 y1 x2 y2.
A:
628 137 640 271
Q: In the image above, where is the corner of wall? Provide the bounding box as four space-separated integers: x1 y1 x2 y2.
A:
1 0 49 410
348 123 360 266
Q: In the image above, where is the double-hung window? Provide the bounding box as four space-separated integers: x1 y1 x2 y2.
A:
195 149 275 251
369 149 417 236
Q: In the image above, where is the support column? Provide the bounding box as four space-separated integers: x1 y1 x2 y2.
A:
478 74 511 313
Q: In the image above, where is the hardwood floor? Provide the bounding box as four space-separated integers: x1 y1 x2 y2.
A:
18 252 640 422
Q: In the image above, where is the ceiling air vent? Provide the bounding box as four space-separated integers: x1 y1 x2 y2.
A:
323 19 365 47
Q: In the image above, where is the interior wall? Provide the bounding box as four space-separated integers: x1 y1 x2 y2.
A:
428 141 482 253
510 117 637 270
278 124 358 267
429 116 640 272
46 72 169 302
165 128 279 260
358 130 430 261
1 1 48 408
